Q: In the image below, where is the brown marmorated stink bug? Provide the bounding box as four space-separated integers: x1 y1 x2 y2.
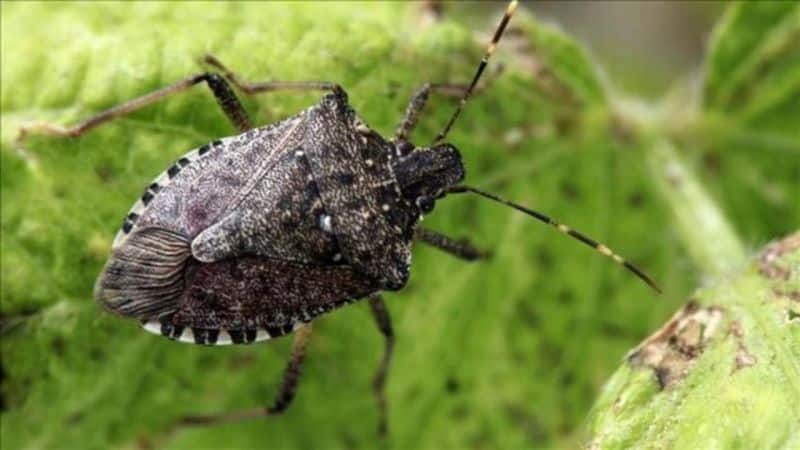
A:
18 0 659 437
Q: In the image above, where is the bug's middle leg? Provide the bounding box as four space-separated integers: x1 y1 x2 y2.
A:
172 323 313 430
415 227 488 261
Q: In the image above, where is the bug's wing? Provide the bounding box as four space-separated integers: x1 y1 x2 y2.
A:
113 112 308 251
190 148 340 266
95 227 191 319
304 105 416 289
143 257 380 345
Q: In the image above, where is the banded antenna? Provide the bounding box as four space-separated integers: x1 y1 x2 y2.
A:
447 186 662 293
433 0 519 144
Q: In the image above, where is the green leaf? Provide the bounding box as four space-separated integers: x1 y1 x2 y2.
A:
681 2 800 252
1 2 793 450
514 11 608 111
703 1 800 140
586 233 800 450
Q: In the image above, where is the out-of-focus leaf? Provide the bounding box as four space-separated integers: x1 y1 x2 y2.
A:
683 2 800 251
703 1 800 140
512 11 608 113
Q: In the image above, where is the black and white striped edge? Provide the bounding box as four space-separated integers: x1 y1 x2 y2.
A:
141 320 305 346
112 139 224 250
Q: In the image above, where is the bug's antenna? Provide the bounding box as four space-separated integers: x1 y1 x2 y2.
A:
433 0 518 145
447 185 662 293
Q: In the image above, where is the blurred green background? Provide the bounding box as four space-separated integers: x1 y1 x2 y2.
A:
1 2 797 449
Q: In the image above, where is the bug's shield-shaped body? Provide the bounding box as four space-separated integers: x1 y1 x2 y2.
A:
95 90 419 342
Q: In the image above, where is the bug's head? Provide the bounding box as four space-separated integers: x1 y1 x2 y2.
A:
393 143 464 215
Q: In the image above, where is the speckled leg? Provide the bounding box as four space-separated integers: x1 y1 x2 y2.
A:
415 227 488 261
368 295 394 439
172 323 313 429
17 72 252 147
394 67 503 146
394 83 470 146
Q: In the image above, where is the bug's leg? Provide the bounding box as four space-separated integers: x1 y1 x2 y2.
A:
203 54 342 96
173 323 313 430
394 83 469 145
415 227 488 261
394 66 504 145
368 295 394 439
17 73 252 147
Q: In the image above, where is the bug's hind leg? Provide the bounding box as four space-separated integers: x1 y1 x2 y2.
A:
368 295 394 439
415 227 488 261
17 72 252 148
171 323 313 431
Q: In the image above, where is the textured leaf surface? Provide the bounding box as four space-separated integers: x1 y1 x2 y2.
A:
587 233 800 450
0 2 795 450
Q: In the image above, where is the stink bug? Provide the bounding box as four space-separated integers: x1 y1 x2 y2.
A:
17 0 659 438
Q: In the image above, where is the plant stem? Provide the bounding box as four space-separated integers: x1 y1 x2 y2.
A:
646 137 747 279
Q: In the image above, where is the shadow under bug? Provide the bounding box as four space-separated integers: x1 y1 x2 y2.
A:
18 0 659 439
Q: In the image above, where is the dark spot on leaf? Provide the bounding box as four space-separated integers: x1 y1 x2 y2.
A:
445 377 460 394
94 164 113 182
560 182 579 199
628 301 724 390
536 248 553 268
702 151 722 174
627 191 645 208
559 370 575 386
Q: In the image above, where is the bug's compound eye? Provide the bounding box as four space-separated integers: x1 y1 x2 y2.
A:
416 196 435 214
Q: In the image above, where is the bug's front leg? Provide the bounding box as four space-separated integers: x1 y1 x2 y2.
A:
16 72 252 148
368 295 394 439
415 227 489 261
394 83 469 146
394 66 504 146
171 323 313 431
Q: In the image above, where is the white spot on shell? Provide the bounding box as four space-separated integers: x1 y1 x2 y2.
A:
216 330 232 345
177 328 195 344
381 204 390 212
320 214 333 233
142 321 161 335
365 159 374 167
295 150 305 157
333 253 342 262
